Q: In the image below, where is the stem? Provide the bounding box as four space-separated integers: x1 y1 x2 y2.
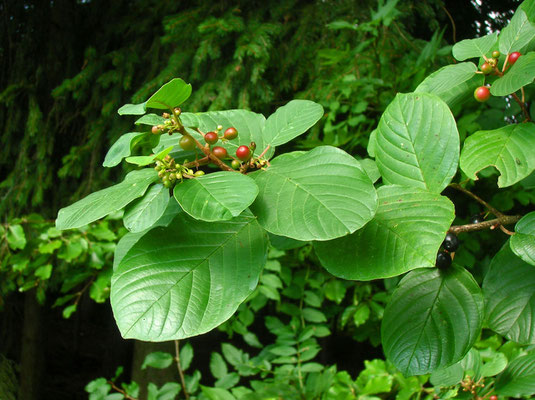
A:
108 381 138 400
511 92 531 122
183 156 210 169
174 340 189 400
448 215 521 234
448 183 503 218
441 5 457 43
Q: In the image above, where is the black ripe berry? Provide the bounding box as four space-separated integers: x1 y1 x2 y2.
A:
470 214 484 224
436 251 452 270
442 233 459 252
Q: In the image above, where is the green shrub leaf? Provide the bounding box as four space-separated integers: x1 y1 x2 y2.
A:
452 32 498 61
483 243 535 344
495 353 535 397
145 78 192 110
123 184 170 232
314 185 455 280
173 172 258 222
262 100 323 147
103 132 146 167
381 266 484 376
415 62 483 108
135 113 166 126
499 9 535 55
118 102 147 115
510 211 535 265
460 123 535 187
56 169 158 230
111 212 268 340
491 52 535 96
250 146 377 241
374 92 459 193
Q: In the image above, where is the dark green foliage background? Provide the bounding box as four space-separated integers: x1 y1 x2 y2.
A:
0 0 526 398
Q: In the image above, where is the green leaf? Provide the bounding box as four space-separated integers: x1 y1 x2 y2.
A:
374 92 459 193
38 240 62 254
302 308 326 323
522 0 535 22
103 132 146 167
250 146 377 241
495 353 535 397
460 123 535 187
125 155 157 166
123 184 169 232
510 211 535 265
34 264 52 280
174 172 259 222
491 52 535 96
452 32 498 61
201 386 237 400
177 110 273 159
113 199 182 270
111 212 268 341
7 224 26 250
56 169 158 230
118 102 146 115
147 382 181 400
360 158 381 183
483 243 535 344
262 100 323 147
146 78 192 110
314 185 455 280
179 342 194 371
142 352 173 370
381 266 484 376
414 62 483 108
210 353 228 379
324 280 346 304
499 9 535 54
135 113 166 126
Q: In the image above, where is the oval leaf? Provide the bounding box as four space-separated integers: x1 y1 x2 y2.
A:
510 211 535 265
103 132 146 167
262 100 324 147
250 146 378 241
114 199 182 269
174 172 259 222
111 212 268 340
146 78 192 110
56 169 158 230
415 62 483 108
499 9 535 55
135 113 166 126
381 266 484 376
118 102 146 115
123 184 170 232
460 123 535 187
491 52 535 96
483 242 535 344
495 353 535 397
375 92 459 193
314 185 455 280
452 32 498 61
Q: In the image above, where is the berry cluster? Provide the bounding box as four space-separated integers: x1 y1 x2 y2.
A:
474 51 522 103
154 155 203 188
435 232 459 270
460 375 490 397
151 110 182 135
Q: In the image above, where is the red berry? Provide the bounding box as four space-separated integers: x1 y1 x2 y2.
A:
204 131 219 145
489 396 498 400
236 145 251 161
480 62 493 74
474 86 491 102
508 52 521 65
212 146 227 159
224 127 238 140
179 135 196 151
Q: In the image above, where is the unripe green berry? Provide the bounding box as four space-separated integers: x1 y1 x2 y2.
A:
194 170 205 177
231 160 241 170
224 127 238 140
480 62 493 74
492 50 500 59
169 173 176 181
151 125 161 134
